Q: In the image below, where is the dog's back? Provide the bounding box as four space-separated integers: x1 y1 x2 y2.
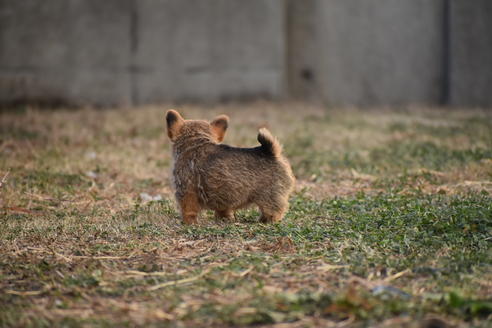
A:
197 129 295 217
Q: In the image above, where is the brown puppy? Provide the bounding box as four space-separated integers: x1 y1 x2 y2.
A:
165 109 295 225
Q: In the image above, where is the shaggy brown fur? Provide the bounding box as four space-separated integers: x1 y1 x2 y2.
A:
165 109 295 224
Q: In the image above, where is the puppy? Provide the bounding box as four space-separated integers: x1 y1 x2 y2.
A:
165 109 295 224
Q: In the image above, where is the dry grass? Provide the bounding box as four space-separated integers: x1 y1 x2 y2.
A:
1 102 491 327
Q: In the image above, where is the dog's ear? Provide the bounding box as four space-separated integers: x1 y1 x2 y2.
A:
166 109 184 141
210 115 229 142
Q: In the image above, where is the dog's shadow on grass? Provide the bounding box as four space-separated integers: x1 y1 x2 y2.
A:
201 208 263 225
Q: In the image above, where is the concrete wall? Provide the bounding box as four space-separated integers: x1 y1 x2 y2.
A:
1 0 491 107
0 0 134 106
287 0 318 100
0 0 285 106
449 0 492 107
288 0 445 106
135 0 285 104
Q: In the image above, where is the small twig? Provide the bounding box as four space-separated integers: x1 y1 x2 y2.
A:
238 266 254 277
5 289 44 296
27 247 133 261
6 284 51 296
122 270 172 277
148 269 210 291
53 251 73 263
384 269 410 282
0 170 9 189
55 254 132 261
318 264 348 272
73 255 129 260
4 206 34 214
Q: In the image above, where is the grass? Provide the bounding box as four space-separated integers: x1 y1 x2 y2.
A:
1 103 491 327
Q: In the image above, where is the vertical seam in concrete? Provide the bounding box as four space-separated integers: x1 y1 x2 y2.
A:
285 0 293 99
441 0 451 105
130 0 139 106
281 0 288 99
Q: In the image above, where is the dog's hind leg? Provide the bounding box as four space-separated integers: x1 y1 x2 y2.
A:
257 196 288 223
179 192 201 225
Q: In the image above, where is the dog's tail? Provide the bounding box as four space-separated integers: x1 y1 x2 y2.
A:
257 128 282 157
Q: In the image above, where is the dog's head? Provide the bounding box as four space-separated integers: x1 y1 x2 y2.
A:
165 109 229 143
